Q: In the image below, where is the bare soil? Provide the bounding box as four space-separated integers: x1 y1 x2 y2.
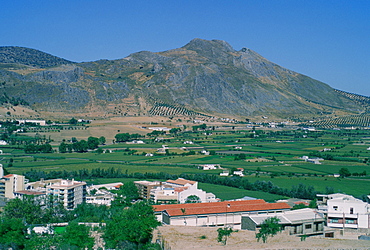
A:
155 225 370 250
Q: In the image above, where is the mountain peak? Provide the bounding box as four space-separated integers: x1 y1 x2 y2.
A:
184 38 235 52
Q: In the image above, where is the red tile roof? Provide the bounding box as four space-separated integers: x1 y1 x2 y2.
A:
153 200 290 216
166 178 196 186
3 174 13 178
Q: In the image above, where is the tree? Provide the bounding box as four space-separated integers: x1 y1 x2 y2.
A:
185 195 201 203
73 140 88 152
87 136 99 149
69 117 78 125
61 221 94 249
0 217 27 249
3 197 44 224
99 136 106 145
339 167 351 178
115 133 131 142
104 201 161 248
170 128 181 134
256 217 281 243
217 227 234 245
111 182 140 207
59 142 67 153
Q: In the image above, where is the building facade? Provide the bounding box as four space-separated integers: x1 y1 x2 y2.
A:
0 174 25 199
153 199 290 229
242 208 325 236
326 195 370 229
46 179 87 209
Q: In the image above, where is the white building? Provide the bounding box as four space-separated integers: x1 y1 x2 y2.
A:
220 171 229 176
199 164 220 170
233 171 244 177
242 208 325 236
153 200 291 229
17 120 46 126
150 178 218 204
46 179 86 210
327 195 370 229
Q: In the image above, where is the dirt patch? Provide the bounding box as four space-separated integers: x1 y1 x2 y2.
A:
155 225 370 249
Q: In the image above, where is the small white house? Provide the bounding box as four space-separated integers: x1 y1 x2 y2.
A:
233 171 244 177
200 150 210 155
0 140 7 145
220 171 229 176
200 164 220 170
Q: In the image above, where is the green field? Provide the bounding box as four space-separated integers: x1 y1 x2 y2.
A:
2 127 370 200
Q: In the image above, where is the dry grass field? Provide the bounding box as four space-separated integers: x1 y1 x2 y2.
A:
155 225 370 250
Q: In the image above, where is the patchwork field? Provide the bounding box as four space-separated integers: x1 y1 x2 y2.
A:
2 121 370 200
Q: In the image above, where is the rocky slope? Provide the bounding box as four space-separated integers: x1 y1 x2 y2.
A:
0 39 365 119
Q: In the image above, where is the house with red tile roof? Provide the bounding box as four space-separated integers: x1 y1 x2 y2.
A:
153 199 290 229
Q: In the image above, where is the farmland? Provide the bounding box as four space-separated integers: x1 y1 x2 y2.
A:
1 121 370 201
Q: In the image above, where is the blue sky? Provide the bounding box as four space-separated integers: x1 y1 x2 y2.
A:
1 0 369 95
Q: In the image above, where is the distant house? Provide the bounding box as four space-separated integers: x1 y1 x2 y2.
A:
233 171 244 177
183 141 194 144
17 120 46 126
0 140 7 145
129 140 145 144
145 153 154 157
199 164 220 170
234 146 242 150
220 171 229 176
200 150 210 155
148 127 170 131
301 156 323 164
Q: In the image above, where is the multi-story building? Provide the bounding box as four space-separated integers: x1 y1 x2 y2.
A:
137 178 218 204
46 179 86 210
134 180 163 200
317 193 370 229
0 174 25 199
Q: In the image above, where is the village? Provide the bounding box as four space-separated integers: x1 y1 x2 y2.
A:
1 164 370 249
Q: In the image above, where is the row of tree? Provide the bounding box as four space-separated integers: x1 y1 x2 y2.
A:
59 136 106 153
24 168 322 200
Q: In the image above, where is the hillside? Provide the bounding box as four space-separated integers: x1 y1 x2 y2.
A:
0 46 74 68
0 39 366 119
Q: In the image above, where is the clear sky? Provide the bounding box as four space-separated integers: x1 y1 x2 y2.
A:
1 0 369 96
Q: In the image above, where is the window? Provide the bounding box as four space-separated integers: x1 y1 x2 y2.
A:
305 224 312 229
329 218 339 223
345 219 357 224
350 207 354 214
333 206 338 211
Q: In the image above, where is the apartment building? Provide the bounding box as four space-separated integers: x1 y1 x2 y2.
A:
46 179 87 210
0 174 25 199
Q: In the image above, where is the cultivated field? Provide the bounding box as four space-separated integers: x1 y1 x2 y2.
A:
2 118 370 200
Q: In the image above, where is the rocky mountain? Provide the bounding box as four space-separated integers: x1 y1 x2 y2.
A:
0 39 366 119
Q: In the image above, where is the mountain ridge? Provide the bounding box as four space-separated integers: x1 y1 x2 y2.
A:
0 39 366 119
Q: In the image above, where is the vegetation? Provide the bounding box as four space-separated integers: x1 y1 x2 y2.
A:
217 227 235 245
256 217 282 243
0 183 160 249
